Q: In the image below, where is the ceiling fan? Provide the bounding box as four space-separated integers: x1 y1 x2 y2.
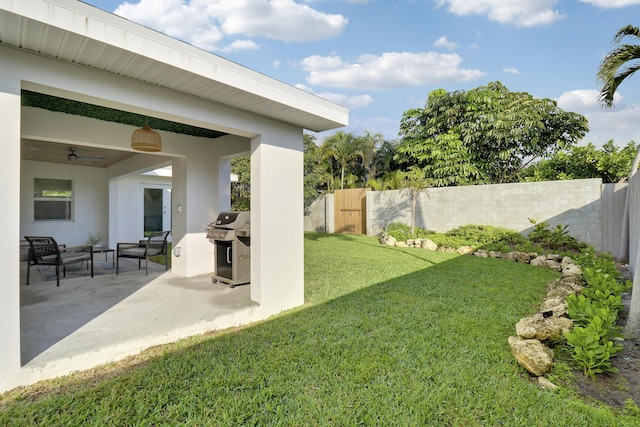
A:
65 147 105 163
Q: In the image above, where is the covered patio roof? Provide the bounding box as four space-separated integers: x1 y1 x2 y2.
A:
0 0 348 132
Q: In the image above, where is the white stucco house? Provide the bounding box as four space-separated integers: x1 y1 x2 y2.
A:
0 0 348 391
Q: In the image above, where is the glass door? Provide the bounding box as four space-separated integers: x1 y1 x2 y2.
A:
143 185 171 236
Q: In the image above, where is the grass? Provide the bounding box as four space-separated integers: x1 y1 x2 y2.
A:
2 232 639 425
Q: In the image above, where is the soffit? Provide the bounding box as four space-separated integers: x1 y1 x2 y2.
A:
0 0 348 132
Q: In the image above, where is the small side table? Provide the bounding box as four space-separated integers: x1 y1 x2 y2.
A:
92 247 115 267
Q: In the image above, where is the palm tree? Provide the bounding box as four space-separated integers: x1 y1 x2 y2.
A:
321 131 363 190
597 24 640 338
597 24 640 107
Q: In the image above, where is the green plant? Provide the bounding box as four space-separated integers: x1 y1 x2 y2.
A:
566 294 619 330
565 316 623 377
582 268 631 298
527 219 586 252
86 232 103 246
445 224 526 246
384 222 433 241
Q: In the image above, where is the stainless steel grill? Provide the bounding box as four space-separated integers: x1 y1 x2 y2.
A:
206 211 250 288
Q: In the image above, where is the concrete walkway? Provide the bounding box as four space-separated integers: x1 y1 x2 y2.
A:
18 257 266 387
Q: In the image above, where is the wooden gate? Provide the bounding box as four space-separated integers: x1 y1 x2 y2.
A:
334 188 369 234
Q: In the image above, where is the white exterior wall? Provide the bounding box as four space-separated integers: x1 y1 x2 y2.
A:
20 161 108 246
109 174 172 245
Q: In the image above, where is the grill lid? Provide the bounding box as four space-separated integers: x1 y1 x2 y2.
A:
208 211 250 231
216 212 240 226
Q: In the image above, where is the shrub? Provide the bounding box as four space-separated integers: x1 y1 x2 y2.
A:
527 219 587 253
564 265 629 378
384 222 434 241
445 224 526 246
565 316 622 377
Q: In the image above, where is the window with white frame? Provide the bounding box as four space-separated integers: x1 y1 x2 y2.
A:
34 178 73 221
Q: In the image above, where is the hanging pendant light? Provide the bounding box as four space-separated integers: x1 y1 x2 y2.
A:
131 119 162 152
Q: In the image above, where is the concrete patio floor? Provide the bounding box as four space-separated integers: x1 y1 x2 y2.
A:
18 257 266 387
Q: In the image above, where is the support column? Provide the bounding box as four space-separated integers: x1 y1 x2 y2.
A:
250 127 304 311
0 88 22 391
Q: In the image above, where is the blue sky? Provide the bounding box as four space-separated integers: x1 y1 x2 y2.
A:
84 0 640 147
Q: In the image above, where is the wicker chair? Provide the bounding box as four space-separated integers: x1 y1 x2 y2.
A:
24 236 94 287
116 231 170 275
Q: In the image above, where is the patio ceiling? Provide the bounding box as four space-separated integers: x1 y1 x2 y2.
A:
0 0 349 133
21 139 139 168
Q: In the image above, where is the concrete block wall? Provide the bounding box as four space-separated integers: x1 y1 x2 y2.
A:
305 179 625 253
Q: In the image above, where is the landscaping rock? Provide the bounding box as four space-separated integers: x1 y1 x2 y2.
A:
457 245 475 255
505 252 519 262
474 250 489 258
539 296 568 317
547 254 562 262
421 239 438 251
395 241 408 248
530 255 548 268
543 260 562 271
508 336 554 376
561 257 582 277
538 376 558 391
380 233 396 246
546 276 583 299
515 314 573 341
488 251 503 258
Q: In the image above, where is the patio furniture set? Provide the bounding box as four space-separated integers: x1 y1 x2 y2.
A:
23 231 170 287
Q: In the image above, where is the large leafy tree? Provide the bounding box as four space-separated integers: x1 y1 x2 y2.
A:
230 155 250 211
597 24 640 337
396 82 589 185
522 141 638 183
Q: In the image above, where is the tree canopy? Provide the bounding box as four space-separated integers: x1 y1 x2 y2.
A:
395 82 589 185
522 140 638 183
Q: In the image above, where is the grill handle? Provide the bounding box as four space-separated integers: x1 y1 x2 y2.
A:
227 247 232 264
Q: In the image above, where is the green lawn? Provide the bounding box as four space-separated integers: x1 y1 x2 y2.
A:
2 233 638 425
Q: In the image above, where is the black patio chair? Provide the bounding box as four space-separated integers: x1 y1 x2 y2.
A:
116 231 170 275
24 236 94 287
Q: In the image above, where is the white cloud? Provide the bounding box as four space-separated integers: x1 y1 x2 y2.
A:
503 67 520 75
556 89 638 146
435 0 565 27
579 0 640 7
582 106 640 146
556 89 623 112
115 0 347 51
300 52 485 90
219 40 260 53
434 36 457 50
295 84 374 109
116 0 223 50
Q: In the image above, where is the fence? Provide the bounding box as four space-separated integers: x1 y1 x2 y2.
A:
304 179 627 253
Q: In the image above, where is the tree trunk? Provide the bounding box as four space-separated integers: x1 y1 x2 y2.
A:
411 193 417 237
623 145 640 338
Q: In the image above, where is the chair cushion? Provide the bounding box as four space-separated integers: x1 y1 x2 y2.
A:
120 247 162 257
41 252 90 264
